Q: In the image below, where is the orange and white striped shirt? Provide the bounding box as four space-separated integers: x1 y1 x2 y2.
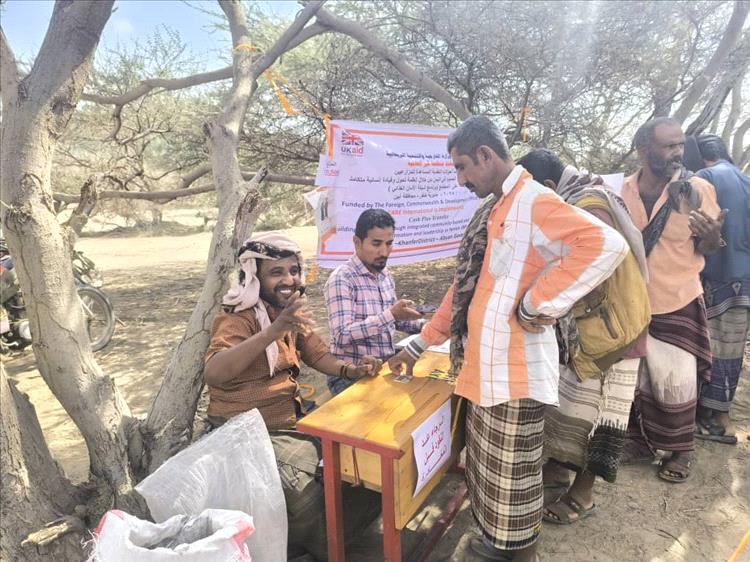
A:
419 166 629 407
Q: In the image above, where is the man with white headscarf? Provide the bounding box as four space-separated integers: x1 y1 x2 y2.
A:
204 231 381 561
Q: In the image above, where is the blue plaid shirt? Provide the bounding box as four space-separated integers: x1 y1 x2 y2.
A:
324 255 423 394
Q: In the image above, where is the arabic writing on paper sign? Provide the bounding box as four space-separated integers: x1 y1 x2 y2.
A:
411 399 452 498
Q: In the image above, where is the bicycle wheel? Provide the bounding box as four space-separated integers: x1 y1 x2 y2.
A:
77 285 115 352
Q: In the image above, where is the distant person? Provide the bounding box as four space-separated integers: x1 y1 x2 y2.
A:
620 118 724 482
692 135 749 445
203 232 381 560
517 148 649 525
389 116 628 561
324 209 424 396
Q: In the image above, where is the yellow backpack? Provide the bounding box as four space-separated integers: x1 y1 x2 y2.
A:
568 194 651 380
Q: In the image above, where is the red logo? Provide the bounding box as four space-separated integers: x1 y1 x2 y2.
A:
340 130 364 156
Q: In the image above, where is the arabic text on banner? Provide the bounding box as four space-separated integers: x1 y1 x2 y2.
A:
311 120 481 268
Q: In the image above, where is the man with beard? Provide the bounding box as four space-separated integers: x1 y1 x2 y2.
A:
204 232 382 560
620 117 724 483
324 209 424 395
389 116 628 561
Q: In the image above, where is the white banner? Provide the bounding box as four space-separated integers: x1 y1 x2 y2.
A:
312 120 480 268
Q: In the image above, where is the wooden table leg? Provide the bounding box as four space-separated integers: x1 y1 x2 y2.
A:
380 455 401 561
322 437 345 562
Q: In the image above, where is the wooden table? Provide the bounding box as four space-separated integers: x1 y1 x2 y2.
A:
296 352 464 562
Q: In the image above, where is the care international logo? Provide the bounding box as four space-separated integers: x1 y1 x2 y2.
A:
340 130 364 157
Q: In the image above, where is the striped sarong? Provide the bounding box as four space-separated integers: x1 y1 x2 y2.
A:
648 296 712 383
466 399 545 551
628 296 712 452
544 359 639 483
700 307 750 412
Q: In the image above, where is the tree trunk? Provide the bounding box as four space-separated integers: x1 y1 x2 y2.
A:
0 0 147 513
0 366 86 561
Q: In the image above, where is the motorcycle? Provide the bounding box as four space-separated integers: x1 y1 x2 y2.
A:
0 242 115 353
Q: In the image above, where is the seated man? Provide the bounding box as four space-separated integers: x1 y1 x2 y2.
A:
204 232 381 561
324 209 424 395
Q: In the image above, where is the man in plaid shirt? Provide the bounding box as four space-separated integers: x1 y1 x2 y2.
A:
324 209 424 395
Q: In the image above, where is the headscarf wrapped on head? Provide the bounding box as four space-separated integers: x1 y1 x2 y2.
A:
222 231 304 375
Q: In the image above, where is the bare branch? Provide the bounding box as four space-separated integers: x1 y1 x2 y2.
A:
178 163 212 189
52 171 314 204
0 27 20 106
81 66 234 106
314 7 471 119
673 0 750 123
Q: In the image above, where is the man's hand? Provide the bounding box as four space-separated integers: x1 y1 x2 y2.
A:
268 291 315 338
387 349 417 377
517 311 556 334
690 209 727 254
390 299 423 321
349 355 383 379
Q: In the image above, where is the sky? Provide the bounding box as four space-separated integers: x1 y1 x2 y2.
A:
1 0 300 71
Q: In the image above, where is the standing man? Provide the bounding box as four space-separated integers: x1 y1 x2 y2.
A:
389 116 628 561
693 135 750 444
324 209 424 396
620 117 724 482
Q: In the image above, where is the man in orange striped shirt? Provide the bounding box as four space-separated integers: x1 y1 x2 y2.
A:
389 116 628 561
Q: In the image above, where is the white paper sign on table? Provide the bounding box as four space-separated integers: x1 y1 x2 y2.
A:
411 399 452 497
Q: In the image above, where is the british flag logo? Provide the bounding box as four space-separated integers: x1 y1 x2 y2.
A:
340 130 364 156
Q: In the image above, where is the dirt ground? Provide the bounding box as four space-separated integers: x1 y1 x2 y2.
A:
4 225 750 561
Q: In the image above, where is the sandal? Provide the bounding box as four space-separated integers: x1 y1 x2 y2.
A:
542 493 597 525
658 456 691 483
695 418 738 445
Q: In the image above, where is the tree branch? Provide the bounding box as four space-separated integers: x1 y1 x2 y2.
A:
313 7 471 119
0 27 20 106
54 172 315 203
25 0 115 115
672 0 750 123
78 11 327 113
52 171 314 204
685 31 750 136
81 66 234 106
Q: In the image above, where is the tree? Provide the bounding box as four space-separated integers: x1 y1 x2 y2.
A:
0 0 324 557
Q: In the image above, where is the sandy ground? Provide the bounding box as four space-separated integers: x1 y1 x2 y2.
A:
4 226 750 561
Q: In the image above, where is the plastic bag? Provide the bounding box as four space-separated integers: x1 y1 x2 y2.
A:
136 409 287 562
89 508 253 561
